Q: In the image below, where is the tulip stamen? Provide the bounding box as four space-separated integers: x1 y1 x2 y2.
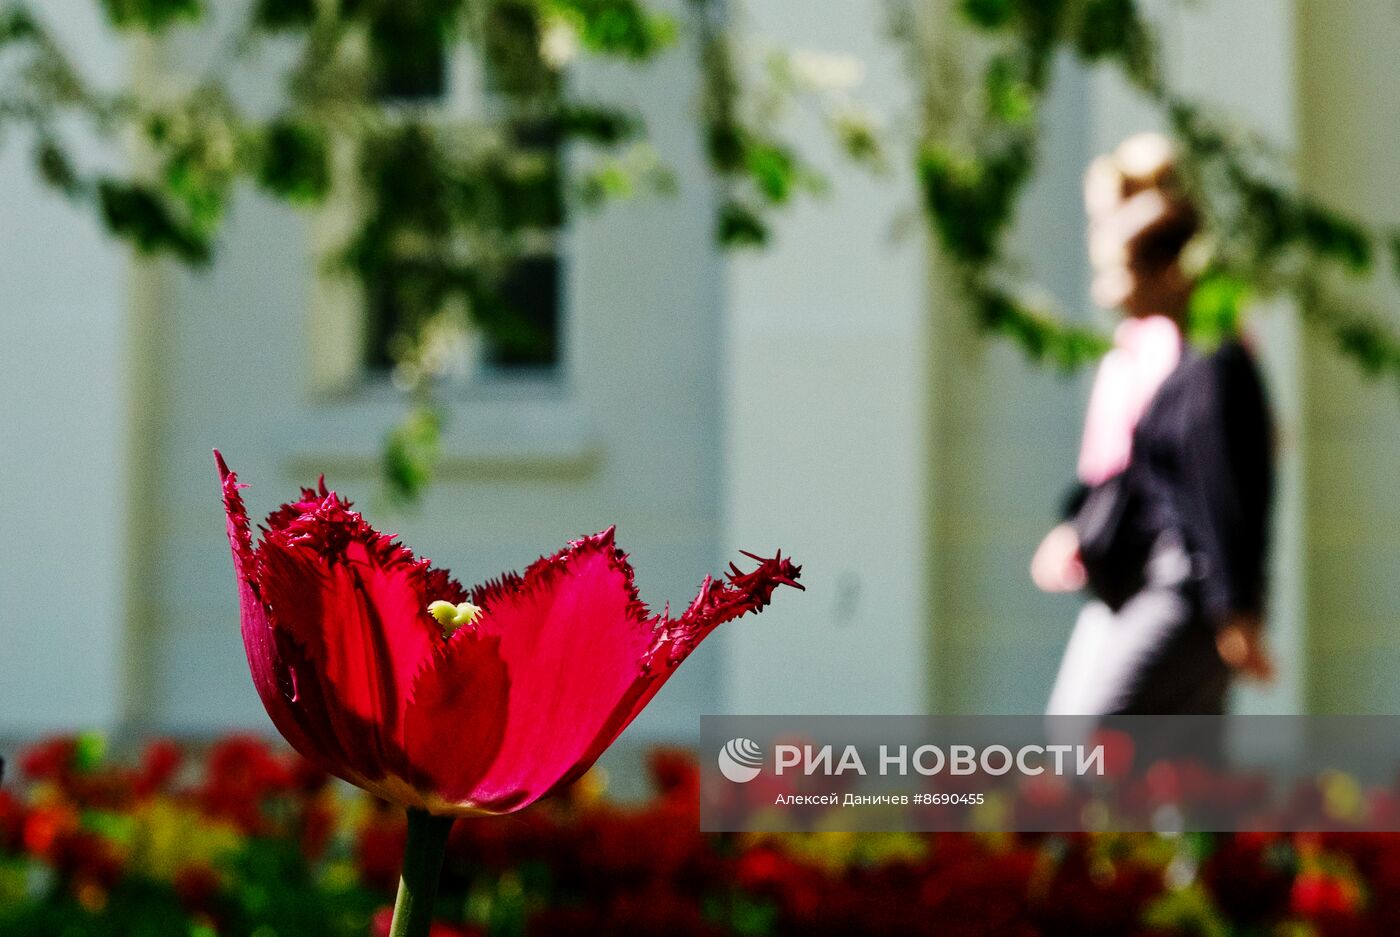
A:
428 600 482 637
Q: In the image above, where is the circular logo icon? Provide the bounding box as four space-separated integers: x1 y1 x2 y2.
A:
718 737 763 783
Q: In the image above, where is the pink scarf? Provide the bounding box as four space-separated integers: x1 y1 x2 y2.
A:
1077 315 1182 486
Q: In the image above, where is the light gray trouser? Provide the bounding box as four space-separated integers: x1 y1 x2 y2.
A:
1046 532 1229 718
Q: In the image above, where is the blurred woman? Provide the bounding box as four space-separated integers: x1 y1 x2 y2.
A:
1036 133 1274 717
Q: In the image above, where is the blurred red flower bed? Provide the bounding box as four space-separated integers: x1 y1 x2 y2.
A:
0 734 1393 936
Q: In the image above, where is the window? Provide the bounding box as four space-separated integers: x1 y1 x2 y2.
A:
356 20 565 383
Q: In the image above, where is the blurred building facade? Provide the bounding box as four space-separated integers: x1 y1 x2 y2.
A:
3 0 1399 741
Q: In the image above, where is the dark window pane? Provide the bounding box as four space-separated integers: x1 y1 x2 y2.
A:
360 21 565 377
363 255 562 374
364 275 405 373
371 19 448 100
480 0 558 98
484 254 560 369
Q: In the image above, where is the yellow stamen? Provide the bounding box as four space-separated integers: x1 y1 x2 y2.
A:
428 600 482 636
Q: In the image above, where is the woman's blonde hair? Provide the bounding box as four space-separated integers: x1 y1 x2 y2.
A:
1086 132 1199 310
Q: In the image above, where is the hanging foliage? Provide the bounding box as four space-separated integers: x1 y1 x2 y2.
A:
0 0 1397 500
909 0 1400 382
0 0 873 501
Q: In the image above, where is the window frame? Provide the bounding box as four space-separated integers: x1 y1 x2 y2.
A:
297 42 588 475
306 40 575 402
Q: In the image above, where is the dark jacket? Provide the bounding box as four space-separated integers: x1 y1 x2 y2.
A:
1067 339 1274 625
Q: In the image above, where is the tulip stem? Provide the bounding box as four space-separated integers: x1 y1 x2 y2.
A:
388 808 456 937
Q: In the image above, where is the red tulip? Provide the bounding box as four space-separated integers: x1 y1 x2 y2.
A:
215 452 801 817
133 739 183 798
1290 870 1361 918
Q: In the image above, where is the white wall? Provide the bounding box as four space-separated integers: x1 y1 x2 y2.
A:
1297 0 1400 713
721 0 933 715
927 51 1096 715
0 3 131 733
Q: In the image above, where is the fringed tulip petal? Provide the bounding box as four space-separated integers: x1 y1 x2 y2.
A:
216 454 802 816
547 550 806 797
216 453 319 761
251 506 471 793
458 530 658 810
401 634 511 813
254 524 441 733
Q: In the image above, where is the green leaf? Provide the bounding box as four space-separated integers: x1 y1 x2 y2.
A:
974 287 1109 370
256 119 331 203
1073 0 1141 61
919 141 1033 264
726 894 779 936
34 139 81 196
364 0 462 99
832 112 883 167
82 809 138 845
576 162 634 204
1299 204 1372 273
717 200 768 248
1142 883 1229 937
1335 320 1400 377
384 406 443 504
960 0 1014 30
99 0 201 30
162 156 228 233
548 0 678 59
1188 272 1250 346
553 104 639 144
73 731 106 773
96 179 212 263
705 121 746 176
252 0 317 31
745 142 799 204
0 7 38 44
985 54 1037 125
